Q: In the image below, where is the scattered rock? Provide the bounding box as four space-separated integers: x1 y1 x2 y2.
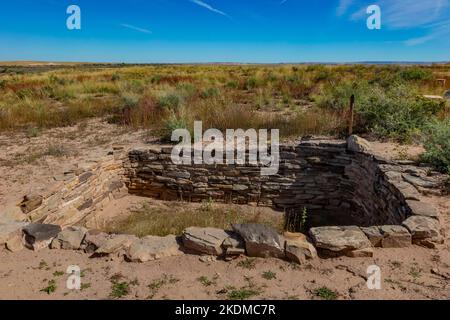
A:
1 206 26 222
391 181 421 200
284 232 317 264
82 230 109 254
222 233 245 250
6 235 24 252
347 135 371 153
402 174 442 189
95 234 137 255
19 194 43 213
232 224 285 259
406 200 439 219
127 235 183 262
309 226 372 256
22 223 62 251
182 227 231 256
0 222 28 245
361 226 383 247
346 247 374 258
379 225 411 248
402 216 441 241
225 247 246 257
51 226 87 250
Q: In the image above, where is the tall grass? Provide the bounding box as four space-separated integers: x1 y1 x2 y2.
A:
0 63 448 143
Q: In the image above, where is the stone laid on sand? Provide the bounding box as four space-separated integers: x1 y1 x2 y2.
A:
361 226 384 247
232 223 285 259
406 200 439 219
379 225 411 248
6 235 24 252
361 225 412 248
283 232 317 264
127 235 183 262
0 222 28 245
181 227 232 256
81 230 110 254
51 226 88 250
309 226 372 257
22 223 62 251
402 216 441 243
95 234 137 255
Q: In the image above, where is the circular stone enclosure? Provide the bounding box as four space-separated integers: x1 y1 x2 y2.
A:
124 138 427 229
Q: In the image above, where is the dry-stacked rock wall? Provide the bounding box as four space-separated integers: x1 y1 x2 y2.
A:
125 139 413 227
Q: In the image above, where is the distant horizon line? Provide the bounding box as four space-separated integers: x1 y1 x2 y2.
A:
1 60 449 66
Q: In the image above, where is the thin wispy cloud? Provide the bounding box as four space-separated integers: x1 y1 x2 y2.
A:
338 0 450 45
120 23 152 34
280 0 288 5
336 0 354 16
405 19 450 45
190 0 230 18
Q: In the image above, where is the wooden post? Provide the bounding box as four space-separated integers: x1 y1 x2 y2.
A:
348 94 355 136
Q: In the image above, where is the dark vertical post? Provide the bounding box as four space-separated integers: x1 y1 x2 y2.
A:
348 94 355 136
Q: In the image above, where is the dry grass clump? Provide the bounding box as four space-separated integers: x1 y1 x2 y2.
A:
105 200 284 237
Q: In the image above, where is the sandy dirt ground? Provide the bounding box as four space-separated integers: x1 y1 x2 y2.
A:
0 244 449 300
1 119 449 300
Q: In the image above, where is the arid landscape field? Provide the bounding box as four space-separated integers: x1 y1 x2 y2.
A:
0 62 449 300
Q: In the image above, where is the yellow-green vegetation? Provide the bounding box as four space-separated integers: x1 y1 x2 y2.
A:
313 286 338 300
148 274 179 299
110 281 130 299
226 277 263 300
197 275 217 287
1 63 449 170
237 258 257 270
261 271 277 280
106 201 284 237
40 280 57 295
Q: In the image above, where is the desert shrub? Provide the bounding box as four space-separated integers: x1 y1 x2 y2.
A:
158 92 183 110
315 81 444 140
421 119 450 174
121 92 140 108
399 67 432 81
226 80 238 89
356 84 444 140
176 82 197 98
200 87 220 99
160 115 188 142
120 94 162 127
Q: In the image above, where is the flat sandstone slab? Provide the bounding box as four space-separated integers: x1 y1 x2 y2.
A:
309 226 372 254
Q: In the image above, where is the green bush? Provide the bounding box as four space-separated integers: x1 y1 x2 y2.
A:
160 116 187 142
399 67 432 81
158 93 183 110
315 81 444 141
421 119 450 174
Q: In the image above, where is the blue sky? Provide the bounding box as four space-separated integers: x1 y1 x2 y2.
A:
0 0 449 62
